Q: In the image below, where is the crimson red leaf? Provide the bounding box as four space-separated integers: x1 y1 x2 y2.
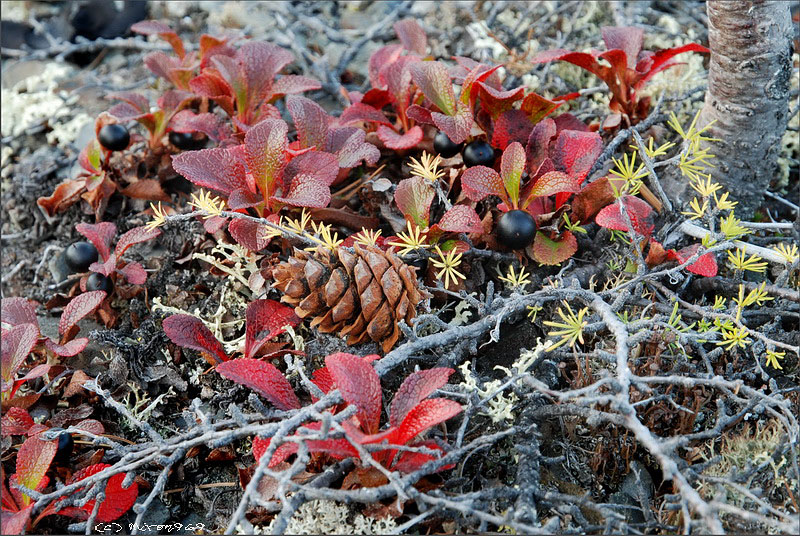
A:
394 19 427 55
15 434 57 505
272 175 331 208
287 95 331 150
382 55 418 108
172 147 248 196
338 103 392 127
478 82 525 119
492 109 535 150
394 176 434 228
325 127 380 169
252 436 299 467
1 504 32 534
601 26 644 69
526 118 558 177
531 49 606 79
671 244 718 277
519 91 562 124
552 130 603 180
245 299 300 359
115 226 161 257
392 398 462 445
162 314 228 364
460 166 505 203
119 262 147 285
217 358 300 410
325 353 382 434
269 75 321 99
369 45 403 88
595 195 655 237
392 440 449 473
1 297 39 328
431 106 472 145
1 324 39 385
283 151 339 187
61 464 138 522
526 171 581 199
105 91 150 115
310 367 335 400
76 222 116 261
74 419 105 435
405 104 433 125
636 43 709 86
1 407 34 436
376 125 424 150
228 218 273 252
169 110 231 141
59 291 106 337
410 61 456 116
532 231 578 266
436 205 483 234
143 52 185 87
390 368 454 426
45 338 88 358
245 118 288 197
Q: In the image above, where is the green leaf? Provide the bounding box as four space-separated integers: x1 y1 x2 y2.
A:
395 176 435 228
410 61 456 116
500 142 525 207
532 231 577 265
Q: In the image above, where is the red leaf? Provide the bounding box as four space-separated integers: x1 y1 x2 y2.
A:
338 103 392 127
526 171 581 199
283 151 339 187
105 91 150 115
310 367 335 400
500 142 526 205
478 82 525 119
595 195 655 237
172 147 248 196
76 222 116 261
238 41 295 106
252 436 300 467
325 127 380 169
119 262 147 285
61 464 138 522
272 175 331 208
410 61 456 116
131 20 185 57
531 49 606 79
287 95 331 150
390 368 454 426
169 110 231 142
162 314 228 364
525 118 558 177
376 125 424 150
636 43 709 86
16 434 57 505
1 324 39 385
532 231 578 266
394 18 427 55
394 176 435 228
1 407 34 436
369 45 403 88
406 104 433 125
671 244 718 277
45 338 88 358
392 398 461 445
74 419 105 435
460 166 505 203
59 292 106 337
1 298 39 328
217 358 300 411
115 226 161 257
519 91 562 124
1 504 32 534
436 205 483 234
120 179 171 202
228 218 273 252
382 56 418 108
552 130 603 180
492 109 534 150
601 26 644 69
245 300 300 359
244 118 288 197
78 139 103 174
142 51 186 87
392 440 448 473
571 176 616 223
325 353 382 434
269 75 321 100
431 106 472 145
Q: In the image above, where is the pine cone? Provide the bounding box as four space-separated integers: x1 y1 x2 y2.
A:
272 245 429 352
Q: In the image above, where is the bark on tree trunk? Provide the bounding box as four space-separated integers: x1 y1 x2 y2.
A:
697 0 793 216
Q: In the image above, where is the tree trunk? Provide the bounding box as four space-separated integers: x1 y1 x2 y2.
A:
697 0 793 216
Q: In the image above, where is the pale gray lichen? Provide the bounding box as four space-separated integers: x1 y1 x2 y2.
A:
245 499 398 535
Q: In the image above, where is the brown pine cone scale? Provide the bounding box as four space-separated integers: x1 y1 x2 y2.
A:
272 245 429 353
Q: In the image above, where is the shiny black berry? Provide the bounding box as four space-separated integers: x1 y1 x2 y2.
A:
496 210 536 250
98 124 130 151
433 131 463 158
86 272 113 293
54 432 74 465
64 242 98 273
169 131 207 150
462 140 495 167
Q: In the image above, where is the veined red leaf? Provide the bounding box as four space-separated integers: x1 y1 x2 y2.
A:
410 61 456 116
392 398 461 445
405 104 433 125
217 358 300 410
119 262 147 285
670 244 718 277
525 118 557 177
1 504 32 534
105 91 150 115
228 218 272 252
460 63 501 108
283 151 339 187
252 435 300 467
436 205 483 234
162 314 228 364
376 125 424 150
526 171 581 199
78 139 103 174
1 407 34 436
394 176 434 228
44 338 87 358
460 166 505 203
1 298 39 328
601 26 644 69
431 106 472 145
142 52 185 88
530 49 606 79
392 440 449 473
368 44 403 88
272 175 331 208
325 353 382 434
172 147 248 196
478 82 525 119
552 130 603 180
519 91 562 124
595 195 655 237
338 103 392 127
491 109 534 150
269 75 321 100
76 222 116 261
382 55 418 108
394 18 427 55
60 464 138 522
500 142 526 205
131 20 185 57
244 118 288 197
325 127 380 169
169 110 231 142
532 231 578 266
15 434 57 505
245 299 300 359
115 226 161 257
58 292 106 337
390 368 454 427
287 95 331 150
1 324 39 385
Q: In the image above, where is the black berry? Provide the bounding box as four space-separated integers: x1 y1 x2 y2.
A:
86 272 114 293
98 124 130 151
433 131 463 158
64 242 98 273
496 210 536 250
462 140 495 167
169 131 207 150
54 432 74 465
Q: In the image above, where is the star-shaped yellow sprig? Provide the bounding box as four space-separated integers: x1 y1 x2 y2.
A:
388 221 429 256
353 228 382 248
189 190 225 219
431 245 466 290
146 202 168 231
498 264 531 290
408 151 444 183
